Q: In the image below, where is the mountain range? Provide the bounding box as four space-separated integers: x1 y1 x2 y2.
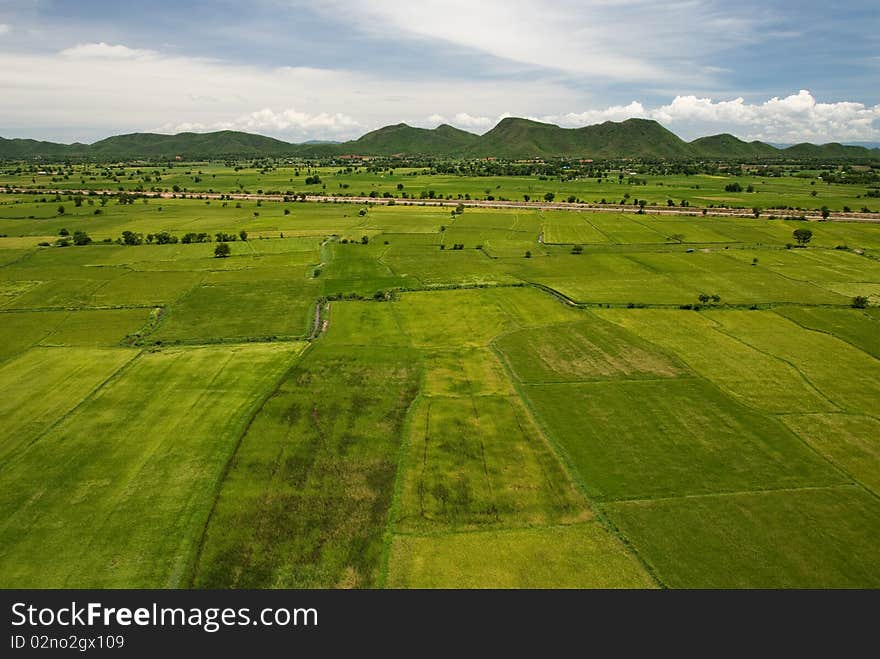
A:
2 118 878 161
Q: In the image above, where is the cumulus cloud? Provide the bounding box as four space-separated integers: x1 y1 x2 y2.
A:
550 102 650 127
157 108 361 136
60 42 157 59
543 91 880 142
428 112 492 129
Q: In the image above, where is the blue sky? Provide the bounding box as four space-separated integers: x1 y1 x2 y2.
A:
0 0 878 143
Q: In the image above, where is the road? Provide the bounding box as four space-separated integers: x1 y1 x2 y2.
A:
3 187 880 223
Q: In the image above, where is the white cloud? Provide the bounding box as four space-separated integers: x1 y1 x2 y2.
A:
318 0 771 83
544 91 880 142
451 112 492 129
0 24 10 35
60 42 157 59
0 43 579 142
658 90 880 142
2 41 877 145
547 102 649 127
157 108 361 136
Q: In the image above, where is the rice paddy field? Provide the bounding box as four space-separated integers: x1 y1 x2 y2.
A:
0 188 878 588
3 162 880 212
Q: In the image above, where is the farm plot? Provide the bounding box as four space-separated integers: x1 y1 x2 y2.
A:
520 378 843 501
711 311 880 415
421 348 515 397
605 486 880 588
0 346 136 462
0 343 302 588
395 395 587 533
542 214 612 244
775 307 880 358
152 279 318 342
495 316 684 383
780 414 880 495
595 309 839 414
387 523 656 588
192 345 420 588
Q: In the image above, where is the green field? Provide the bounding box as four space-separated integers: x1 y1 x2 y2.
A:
3 164 879 213
0 187 878 588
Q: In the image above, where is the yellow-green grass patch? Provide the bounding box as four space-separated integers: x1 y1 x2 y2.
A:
0 346 137 462
711 311 880 416
0 343 303 588
422 348 515 397
496 316 684 382
596 309 838 414
387 523 656 588
781 414 880 496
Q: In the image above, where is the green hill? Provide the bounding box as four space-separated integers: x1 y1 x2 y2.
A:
87 130 297 158
689 134 780 159
469 117 691 159
0 137 89 159
781 142 877 159
344 123 479 155
2 120 879 161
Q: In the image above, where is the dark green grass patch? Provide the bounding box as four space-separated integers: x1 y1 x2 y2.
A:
606 486 880 588
522 378 844 501
396 395 588 533
153 279 318 342
192 345 421 588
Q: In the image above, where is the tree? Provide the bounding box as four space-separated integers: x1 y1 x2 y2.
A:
668 233 685 243
544 192 555 202
852 295 869 309
239 230 248 241
821 206 830 219
121 230 143 246
571 245 584 255
57 205 65 215
72 230 92 246
361 235 369 245
214 243 231 258
725 182 743 193
752 207 761 218
58 228 69 236
793 228 813 245
524 250 532 258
